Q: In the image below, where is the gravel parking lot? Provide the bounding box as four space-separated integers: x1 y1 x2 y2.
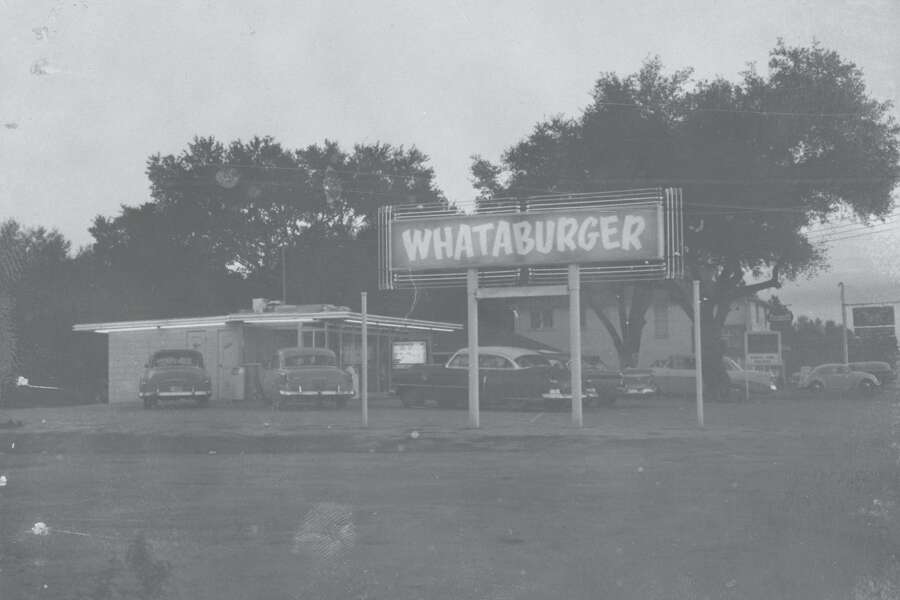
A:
1 390 899 599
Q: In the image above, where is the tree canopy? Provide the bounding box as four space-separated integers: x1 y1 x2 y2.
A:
89 136 451 318
471 42 900 380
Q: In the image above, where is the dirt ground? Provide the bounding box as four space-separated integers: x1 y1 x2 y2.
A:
1 392 900 599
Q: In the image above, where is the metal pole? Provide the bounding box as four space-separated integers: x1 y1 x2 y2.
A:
744 300 750 403
693 280 704 427
466 268 480 429
361 292 368 427
281 246 287 304
840 282 849 364
568 264 583 427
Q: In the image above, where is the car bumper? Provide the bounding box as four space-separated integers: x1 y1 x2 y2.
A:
139 390 211 398
541 389 599 401
616 386 658 397
278 390 352 398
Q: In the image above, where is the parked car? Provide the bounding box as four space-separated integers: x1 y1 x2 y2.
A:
651 355 777 397
541 353 659 403
540 354 620 405
617 368 659 399
139 349 212 409
260 347 354 409
799 363 880 395
392 346 576 409
848 361 896 387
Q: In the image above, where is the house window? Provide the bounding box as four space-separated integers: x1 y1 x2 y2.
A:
653 302 669 339
530 309 554 330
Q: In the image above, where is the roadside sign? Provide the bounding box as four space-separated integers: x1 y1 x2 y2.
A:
389 205 663 271
768 311 793 324
746 331 782 366
392 341 428 366
852 306 895 338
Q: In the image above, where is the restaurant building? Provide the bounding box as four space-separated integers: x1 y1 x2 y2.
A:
73 300 461 404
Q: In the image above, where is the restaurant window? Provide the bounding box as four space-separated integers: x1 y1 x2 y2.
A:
530 309 554 330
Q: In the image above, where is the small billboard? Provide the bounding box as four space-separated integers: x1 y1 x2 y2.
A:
745 331 782 366
852 306 895 338
392 341 428 366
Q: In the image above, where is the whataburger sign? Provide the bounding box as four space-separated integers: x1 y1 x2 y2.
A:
391 205 663 270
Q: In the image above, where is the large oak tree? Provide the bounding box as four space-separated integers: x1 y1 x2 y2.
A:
472 42 900 392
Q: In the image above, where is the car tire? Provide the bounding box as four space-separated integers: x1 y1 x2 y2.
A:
809 381 825 393
335 397 348 409
860 380 876 397
196 397 209 408
142 397 157 409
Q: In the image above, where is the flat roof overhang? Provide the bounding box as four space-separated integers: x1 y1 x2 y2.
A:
73 311 462 334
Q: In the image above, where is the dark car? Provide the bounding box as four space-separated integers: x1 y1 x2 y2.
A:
260 347 354 410
393 346 569 409
139 349 212 408
848 361 896 387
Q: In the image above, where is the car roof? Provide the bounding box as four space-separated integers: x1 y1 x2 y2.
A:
454 346 547 360
849 361 891 368
278 347 336 357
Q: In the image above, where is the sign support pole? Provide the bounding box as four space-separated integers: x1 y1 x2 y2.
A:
693 280 704 427
466 269 480 429
568 265 583 428
839 282 849 364
361 291 368 428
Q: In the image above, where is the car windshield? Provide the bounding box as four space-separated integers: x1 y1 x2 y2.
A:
150 352 202 368
515 355 551 368
284 353 336 367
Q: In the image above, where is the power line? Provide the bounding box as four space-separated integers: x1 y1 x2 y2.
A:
591 100 872 119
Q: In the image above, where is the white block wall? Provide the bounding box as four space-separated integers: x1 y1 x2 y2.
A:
107 328 220 404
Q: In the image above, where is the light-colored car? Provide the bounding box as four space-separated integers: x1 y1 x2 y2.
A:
139 349 212 408
260 347 355 409
798 363 880 395
651 355 777 396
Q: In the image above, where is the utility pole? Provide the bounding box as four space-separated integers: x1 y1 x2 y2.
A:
839 282 849 364
281 246 287 304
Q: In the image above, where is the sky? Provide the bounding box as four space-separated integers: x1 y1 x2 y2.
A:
1 0 899 324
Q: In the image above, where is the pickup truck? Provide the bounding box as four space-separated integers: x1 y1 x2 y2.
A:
392 346 593 410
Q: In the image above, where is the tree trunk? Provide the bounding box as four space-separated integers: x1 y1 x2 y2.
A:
700 296 732 401
0 292 17 406
584 283 654 368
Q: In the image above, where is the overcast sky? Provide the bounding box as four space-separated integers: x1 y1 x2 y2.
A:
2 0 899 323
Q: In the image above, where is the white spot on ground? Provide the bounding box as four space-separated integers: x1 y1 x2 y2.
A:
30 58 53 75
410 430 420 439
31 522 49 536
0 475 7 487
292 502 356 560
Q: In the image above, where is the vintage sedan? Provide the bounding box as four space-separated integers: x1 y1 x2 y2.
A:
540 353 658 404
799 363 880 395
393 346 572 409
651 355 777 397
848 361 896 387
260 347 354 409
139 349 212 408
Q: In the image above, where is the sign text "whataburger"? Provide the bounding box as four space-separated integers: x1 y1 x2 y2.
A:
390 205 662 270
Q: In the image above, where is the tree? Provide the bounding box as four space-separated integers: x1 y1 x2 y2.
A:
0 221 25 403
472 42 900 392
89 136 454 320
